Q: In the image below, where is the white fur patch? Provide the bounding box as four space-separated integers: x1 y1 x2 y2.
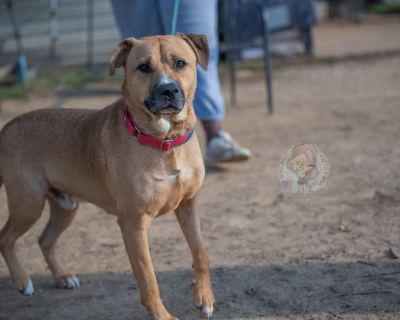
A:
22 278 34 296
60 276 80 289
154 169 194 185
57 193 78 211
179 169 194 181
202 306 213 318
158 117 171 133
158 74 174 85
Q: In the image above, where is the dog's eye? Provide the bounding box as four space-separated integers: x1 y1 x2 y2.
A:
137 63 152 73
175 60 186 69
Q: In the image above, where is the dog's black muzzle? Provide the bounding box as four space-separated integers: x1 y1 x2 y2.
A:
144 79 185 115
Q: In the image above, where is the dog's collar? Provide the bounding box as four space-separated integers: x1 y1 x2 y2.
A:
122 105 193 152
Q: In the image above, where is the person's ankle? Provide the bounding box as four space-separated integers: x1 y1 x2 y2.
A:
201 120 223 143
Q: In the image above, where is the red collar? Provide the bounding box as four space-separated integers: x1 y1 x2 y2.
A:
122 105 193 152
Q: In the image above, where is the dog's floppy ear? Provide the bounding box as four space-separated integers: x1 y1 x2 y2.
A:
177 33 209 71
109 38 137 76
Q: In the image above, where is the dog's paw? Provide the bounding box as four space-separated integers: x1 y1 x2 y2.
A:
19 277 34 296
192 279 214 318
56 275 80 289
201 306 213 319
153 313 179 320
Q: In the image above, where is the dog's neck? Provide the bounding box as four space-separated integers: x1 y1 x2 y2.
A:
122 98 196 140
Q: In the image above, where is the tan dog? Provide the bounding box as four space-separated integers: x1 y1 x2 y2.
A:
0 34 214 320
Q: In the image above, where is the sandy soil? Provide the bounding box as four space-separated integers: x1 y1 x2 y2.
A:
315 16 400 58
1 29 400 320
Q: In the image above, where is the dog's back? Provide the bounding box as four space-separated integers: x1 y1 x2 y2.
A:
0 105 122 210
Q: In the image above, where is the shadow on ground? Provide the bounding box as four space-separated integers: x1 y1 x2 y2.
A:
1 261 399 320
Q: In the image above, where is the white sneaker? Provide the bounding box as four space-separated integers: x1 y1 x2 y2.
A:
205 130 251 164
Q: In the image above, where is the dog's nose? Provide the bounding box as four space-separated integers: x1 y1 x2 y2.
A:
144 76 185 113
158 83 180 100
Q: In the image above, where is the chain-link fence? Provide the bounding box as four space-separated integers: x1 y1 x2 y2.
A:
0 0 121 70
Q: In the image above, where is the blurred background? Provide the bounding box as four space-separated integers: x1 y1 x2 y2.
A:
0 0 399 96
1 1 400 320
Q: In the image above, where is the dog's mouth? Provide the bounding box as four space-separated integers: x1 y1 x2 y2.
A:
157 105 181 116
144 99 184 116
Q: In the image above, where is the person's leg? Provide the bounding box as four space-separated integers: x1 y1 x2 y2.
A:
157 0 224 140
110 0 164 38
158 0 251 162
112 0 250 162
113 0 224 141
195 52 225 143
201 120 222 143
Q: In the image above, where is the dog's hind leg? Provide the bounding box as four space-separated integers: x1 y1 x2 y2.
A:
39 191 79 289
0 178 47 296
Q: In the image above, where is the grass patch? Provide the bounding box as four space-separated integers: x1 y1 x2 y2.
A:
32 67 114 90
0 66 121 102
369 4 400 14
0 84 29 100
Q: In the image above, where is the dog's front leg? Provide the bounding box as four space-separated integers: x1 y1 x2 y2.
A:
118 214 178 320
175 198 214 318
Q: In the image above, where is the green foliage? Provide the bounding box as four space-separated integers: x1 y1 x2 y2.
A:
369 3 400 14
0 84 29 100
0 67 122 101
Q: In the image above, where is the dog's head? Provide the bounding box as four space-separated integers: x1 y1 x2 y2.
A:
109 34 209 134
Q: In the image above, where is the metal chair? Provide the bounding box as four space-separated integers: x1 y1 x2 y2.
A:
219 0 316 114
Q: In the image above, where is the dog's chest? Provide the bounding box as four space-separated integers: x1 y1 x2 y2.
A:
145 163 203 215
153 168 194 185
152 167 198 199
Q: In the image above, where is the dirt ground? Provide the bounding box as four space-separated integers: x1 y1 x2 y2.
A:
314 16 400 58
1 20 400 320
